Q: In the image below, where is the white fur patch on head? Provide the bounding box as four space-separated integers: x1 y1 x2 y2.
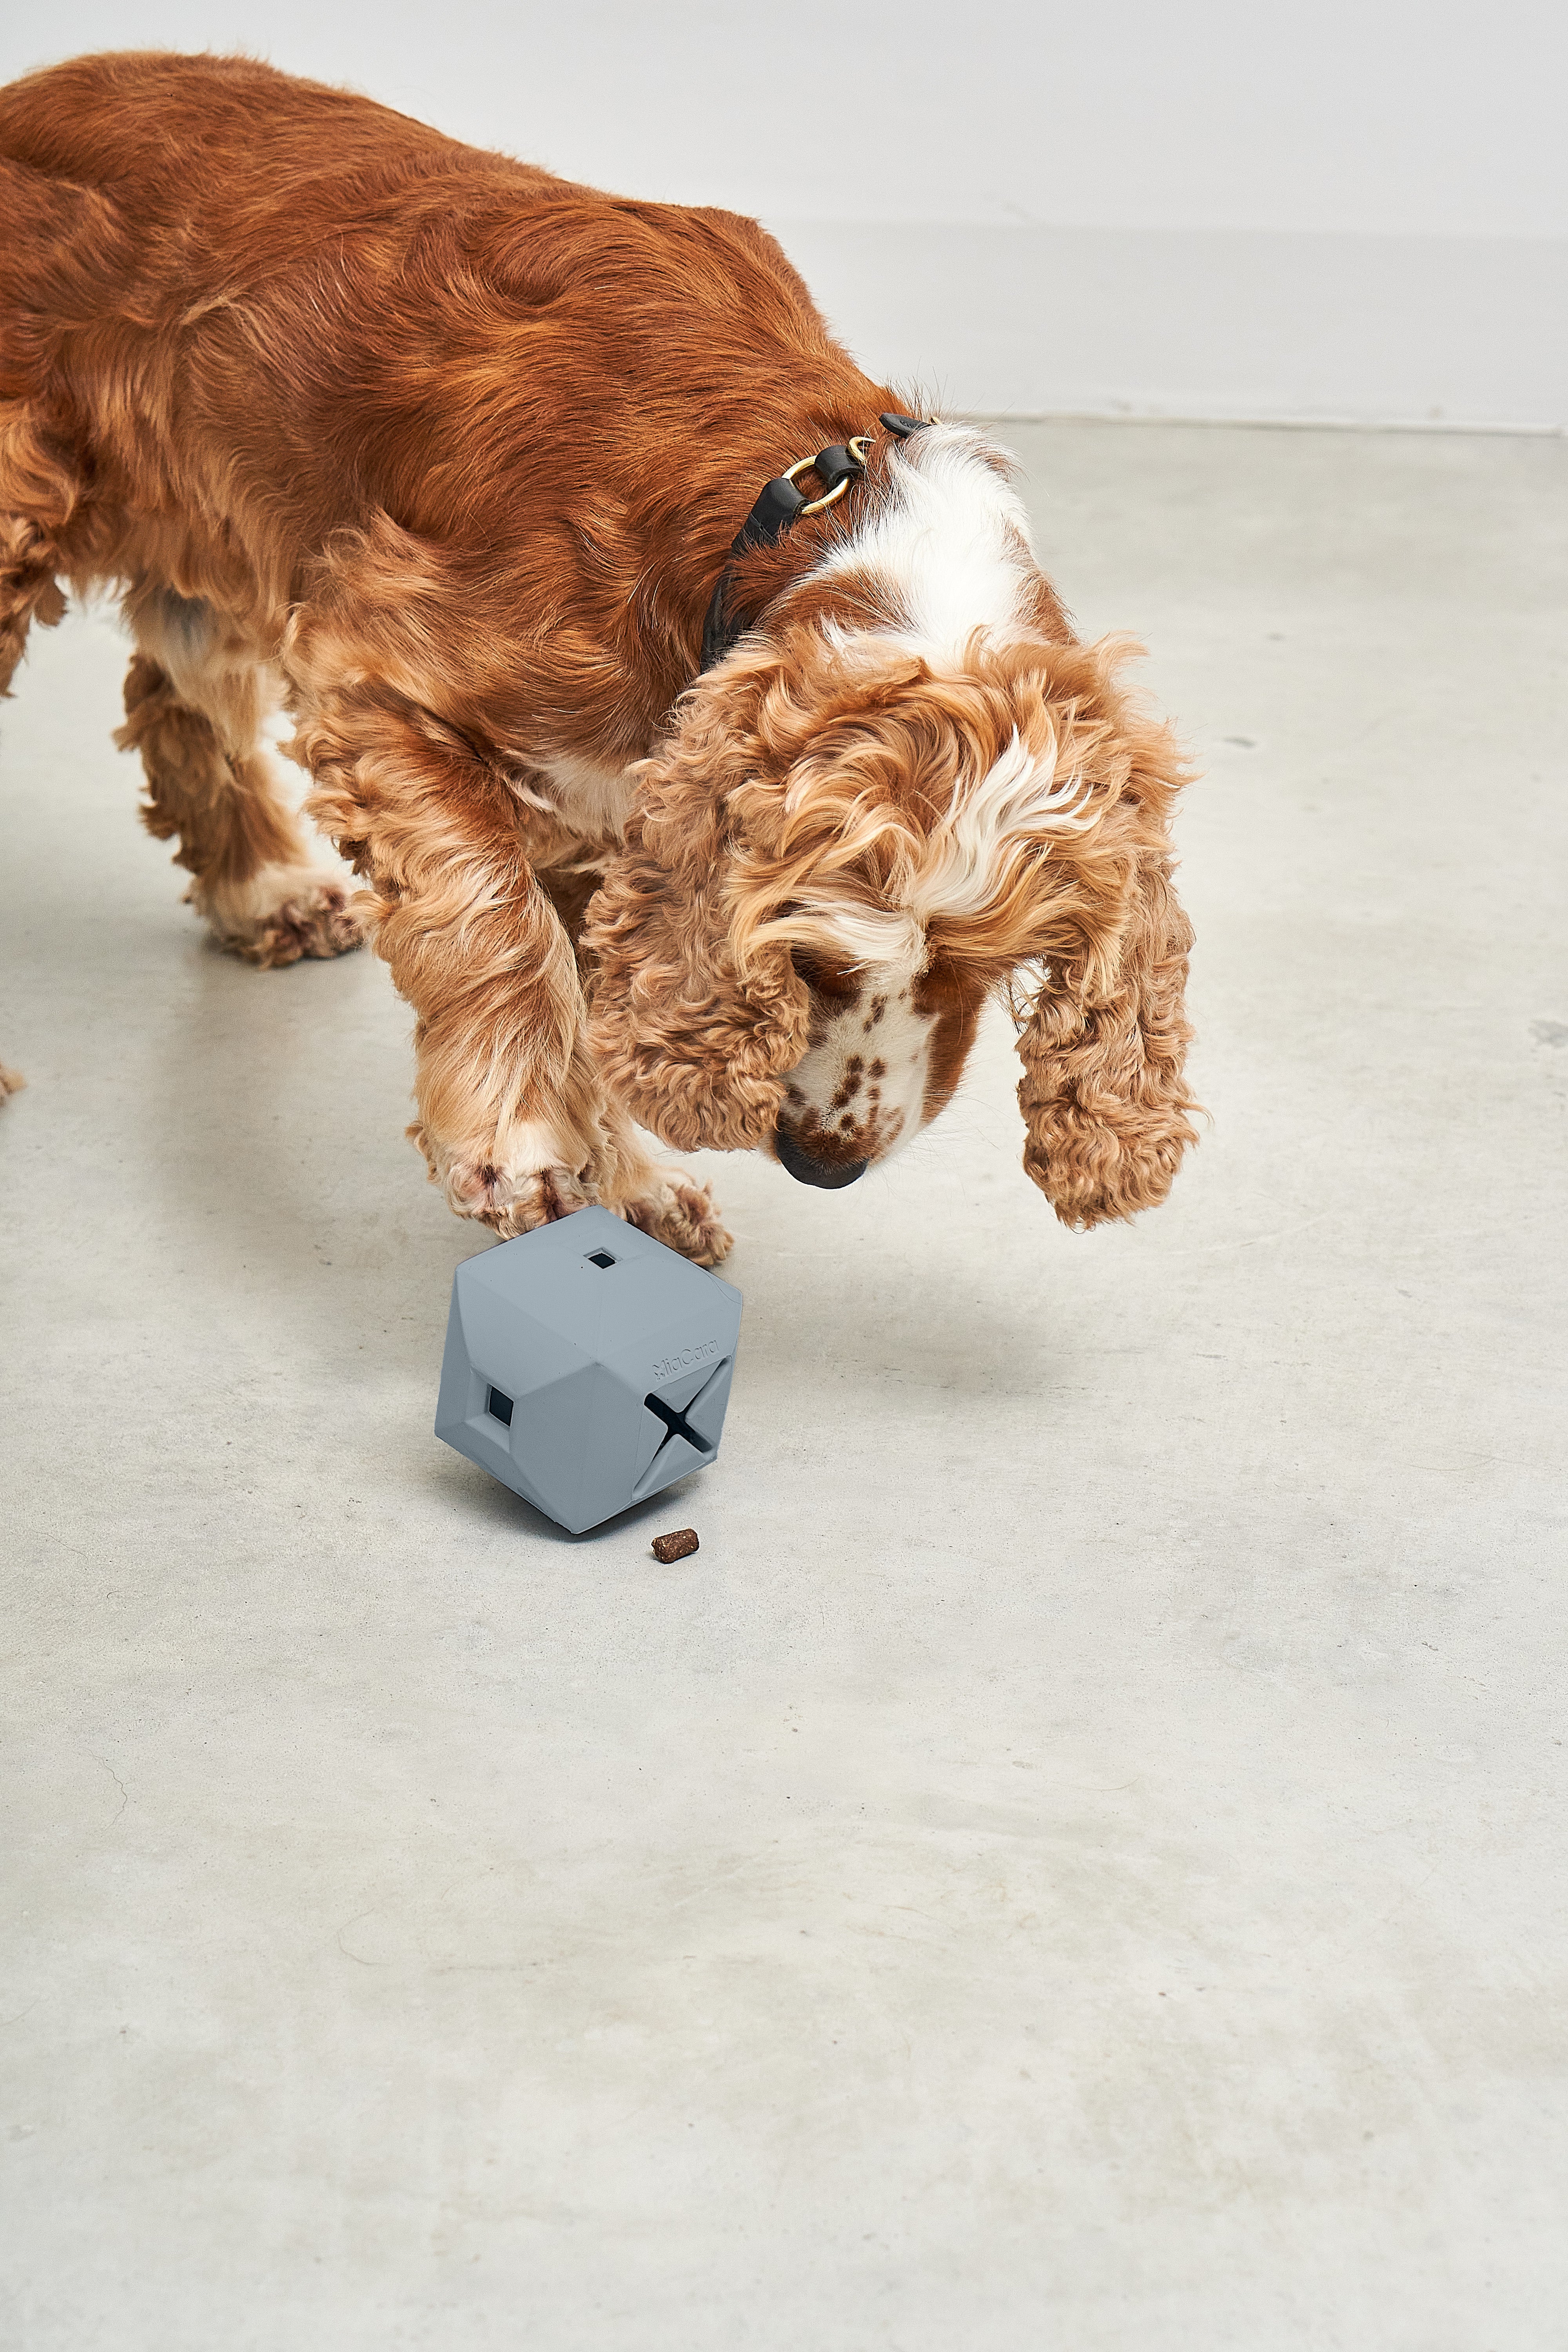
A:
783 733 1091 978
779 425 1090 967
903 729 1093 928
815 423 1035 662
787 896 926 972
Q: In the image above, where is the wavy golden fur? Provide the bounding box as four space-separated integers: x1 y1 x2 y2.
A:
0 49 1198 1261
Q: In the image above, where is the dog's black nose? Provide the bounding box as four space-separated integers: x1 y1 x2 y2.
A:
772 1127 868 1190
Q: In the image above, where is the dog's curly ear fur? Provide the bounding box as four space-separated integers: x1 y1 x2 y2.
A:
1014 665 1200 1229
583 656 811 1152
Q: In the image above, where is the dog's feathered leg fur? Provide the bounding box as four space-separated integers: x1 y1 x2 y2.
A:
1 401 80 1097
115 651 367 969
114 584 374 968
0 507 66 697
293 684 730 1260
0 387 78 701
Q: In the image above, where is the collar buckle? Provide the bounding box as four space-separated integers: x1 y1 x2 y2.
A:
699 419 931 674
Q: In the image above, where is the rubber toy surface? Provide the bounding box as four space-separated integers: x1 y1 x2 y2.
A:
435 1207 742 1534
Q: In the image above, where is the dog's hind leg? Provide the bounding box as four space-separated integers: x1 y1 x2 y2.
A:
0 512 57 1096
117 590 372 967
0 508 68 698
0 394 78 699
0 423 79 1098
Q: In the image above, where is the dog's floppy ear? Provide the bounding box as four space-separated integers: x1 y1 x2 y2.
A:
1014 668 1200 1229
583 654 811 1152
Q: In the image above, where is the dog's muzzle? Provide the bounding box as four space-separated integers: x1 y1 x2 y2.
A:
771 1127 867 1189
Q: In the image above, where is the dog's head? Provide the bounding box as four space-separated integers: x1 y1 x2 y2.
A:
584 617 1198 1228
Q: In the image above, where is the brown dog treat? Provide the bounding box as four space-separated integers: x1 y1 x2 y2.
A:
652 1528 699 1563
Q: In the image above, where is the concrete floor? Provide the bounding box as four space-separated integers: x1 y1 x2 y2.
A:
2 421 1565 2349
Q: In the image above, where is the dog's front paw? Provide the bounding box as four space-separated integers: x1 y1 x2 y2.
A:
194 863 374 969
617 1169 733 1268
425 1124 597 1240
0 1058 26 1103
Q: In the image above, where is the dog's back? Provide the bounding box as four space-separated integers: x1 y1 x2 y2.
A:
0 49 501 218
0 50 825 361
0 49 855 592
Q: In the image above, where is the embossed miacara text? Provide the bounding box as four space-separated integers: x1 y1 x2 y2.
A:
651 1339 720 1383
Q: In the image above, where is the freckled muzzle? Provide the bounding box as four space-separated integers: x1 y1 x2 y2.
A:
771 1125 868 1189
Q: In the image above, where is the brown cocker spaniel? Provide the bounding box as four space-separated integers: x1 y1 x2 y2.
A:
0 51 1199 1265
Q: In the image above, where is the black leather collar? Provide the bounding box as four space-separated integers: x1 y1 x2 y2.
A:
699 412 932 673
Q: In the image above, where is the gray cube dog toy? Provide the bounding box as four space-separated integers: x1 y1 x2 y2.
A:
435 1206 742 1534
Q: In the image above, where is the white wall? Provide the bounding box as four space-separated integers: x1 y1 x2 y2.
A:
4 1 1564 425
